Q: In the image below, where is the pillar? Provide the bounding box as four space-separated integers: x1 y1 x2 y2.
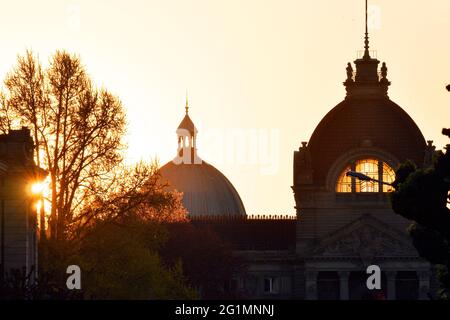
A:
338 271 350 300
305 271 318 300
418 271 430 300
386 271 397 300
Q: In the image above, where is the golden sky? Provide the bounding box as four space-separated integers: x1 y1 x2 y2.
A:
0 0 449 214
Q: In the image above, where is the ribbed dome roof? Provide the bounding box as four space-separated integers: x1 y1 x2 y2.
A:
159 161 246 217
308 97 426 185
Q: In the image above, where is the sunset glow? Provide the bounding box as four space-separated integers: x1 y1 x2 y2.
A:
31 182 45 195
0 0 448 215
0 0 449 305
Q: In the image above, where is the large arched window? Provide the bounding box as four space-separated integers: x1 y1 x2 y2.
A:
336 158 395 193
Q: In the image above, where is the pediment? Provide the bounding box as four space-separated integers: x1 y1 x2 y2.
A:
312 215 417 260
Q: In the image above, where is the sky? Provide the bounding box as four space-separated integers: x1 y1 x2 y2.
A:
0 0 448 215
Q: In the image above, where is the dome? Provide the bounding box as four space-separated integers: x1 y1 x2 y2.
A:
308 97 427 185
159 96 246 217
159 161 246 217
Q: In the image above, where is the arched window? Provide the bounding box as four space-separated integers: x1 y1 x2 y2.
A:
335 158 395 193
336 165 352 192
355 159 379 192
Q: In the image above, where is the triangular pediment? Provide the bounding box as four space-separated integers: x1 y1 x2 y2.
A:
312 215 417 261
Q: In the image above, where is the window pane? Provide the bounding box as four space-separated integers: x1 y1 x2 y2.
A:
335 158 396 193
336 165 352 192
355 159 379 192
382 162 395 192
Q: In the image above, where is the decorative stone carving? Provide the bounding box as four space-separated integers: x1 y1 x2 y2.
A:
316 224 416 260
360 138 373 148
423 140 436 168
346 62 354 82
380 62 389 84
294 142 313 185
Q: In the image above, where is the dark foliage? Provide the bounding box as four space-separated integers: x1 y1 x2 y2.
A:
391 129 450 299
161 223 244 299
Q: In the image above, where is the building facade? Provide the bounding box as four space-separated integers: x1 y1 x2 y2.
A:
290 40 435 299
0 128 44 284
159 14 437 299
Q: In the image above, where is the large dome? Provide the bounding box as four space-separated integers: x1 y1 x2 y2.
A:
308 96 427 185
159 161 246 217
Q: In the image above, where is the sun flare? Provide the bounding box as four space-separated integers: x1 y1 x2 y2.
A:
31 182 45 195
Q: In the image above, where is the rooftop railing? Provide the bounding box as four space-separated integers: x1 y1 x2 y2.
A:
189 214 297 221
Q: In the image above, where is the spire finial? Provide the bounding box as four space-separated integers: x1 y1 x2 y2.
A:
185 89 189 115
363 0 370 59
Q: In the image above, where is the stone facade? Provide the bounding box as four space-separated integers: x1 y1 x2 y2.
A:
226 36 435 300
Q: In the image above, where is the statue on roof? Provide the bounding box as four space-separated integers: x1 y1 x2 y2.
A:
346 63 354 82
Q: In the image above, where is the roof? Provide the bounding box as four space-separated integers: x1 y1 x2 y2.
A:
159 160 246 217
165 217 297 250
177 114 197 136
191 217 297 250
307 97 427 185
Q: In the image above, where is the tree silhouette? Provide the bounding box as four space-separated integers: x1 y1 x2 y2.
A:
391 128 450 299
68 162 191 299
0 50 196 299
1 160 190 299
0 50 126 241
162 223 243 299
74 213 195 299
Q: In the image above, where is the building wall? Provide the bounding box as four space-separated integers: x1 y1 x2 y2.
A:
236 250 295 299
290 141 434 300
0 128 41 284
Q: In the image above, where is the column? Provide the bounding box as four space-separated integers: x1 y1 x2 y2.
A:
386 271 397 300
338 271 350 300
418 271 430 300
305 271 318 300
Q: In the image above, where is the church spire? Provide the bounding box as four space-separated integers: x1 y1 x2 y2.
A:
363 0 371 59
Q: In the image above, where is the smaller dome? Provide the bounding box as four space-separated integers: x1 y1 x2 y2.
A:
160 161 246 217
159 97 246 217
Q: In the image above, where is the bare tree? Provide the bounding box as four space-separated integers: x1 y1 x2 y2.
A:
2 51 48 238
73 161 188 240
0 50 126 240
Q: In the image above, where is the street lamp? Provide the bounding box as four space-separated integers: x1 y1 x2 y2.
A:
346 171 394 187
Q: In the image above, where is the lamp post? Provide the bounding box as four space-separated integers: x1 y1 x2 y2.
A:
345 171 394 188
